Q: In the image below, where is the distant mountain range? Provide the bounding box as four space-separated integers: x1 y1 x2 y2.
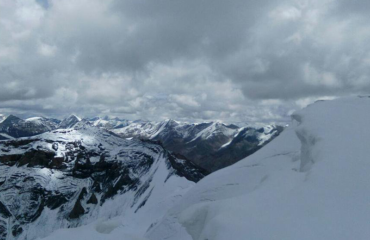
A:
0 115 283 172
112 120 283 172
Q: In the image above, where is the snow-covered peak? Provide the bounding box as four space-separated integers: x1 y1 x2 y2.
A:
25 117 61 130
59 115 81 129
71 114 82 121
162 118 182 125
2 114 22 123
189 121 235 141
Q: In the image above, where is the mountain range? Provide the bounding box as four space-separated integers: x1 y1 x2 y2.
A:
35 96 370 240
112 120 283 172
1 97 370 239
0 115 282 172
0 113 282 240
0 120 205 240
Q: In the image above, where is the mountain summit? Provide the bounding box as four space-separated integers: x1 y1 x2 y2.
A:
59 115 81 129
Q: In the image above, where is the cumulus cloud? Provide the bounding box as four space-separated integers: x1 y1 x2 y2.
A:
0 0 369 124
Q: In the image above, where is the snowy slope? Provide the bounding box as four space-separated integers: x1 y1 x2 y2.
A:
147 97 370 240
0 121 205 240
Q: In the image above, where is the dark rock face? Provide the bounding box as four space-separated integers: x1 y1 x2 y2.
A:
17 149 56 167
167 152 209 182
69 188 87 219
200 126 285 172
0 125 205 240
86 194 98 205
0 154 22 166
158 124 283 172
0 201 12 218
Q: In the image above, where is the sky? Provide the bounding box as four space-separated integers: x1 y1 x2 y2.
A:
0 0 369 124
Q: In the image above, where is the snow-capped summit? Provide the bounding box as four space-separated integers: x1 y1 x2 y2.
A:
59 114 81 129
25 117 61 130
147 97 370 240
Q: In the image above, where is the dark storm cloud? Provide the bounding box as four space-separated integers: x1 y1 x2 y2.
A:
0 0 369 123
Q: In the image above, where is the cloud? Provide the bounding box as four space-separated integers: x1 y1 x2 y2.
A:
0 0 370 123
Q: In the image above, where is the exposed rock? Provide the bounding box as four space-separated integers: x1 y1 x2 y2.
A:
0 201 11 218
69 188 87 219
87 193 98 205
17 149 55 167
12 225 23 237
52 142 58 151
